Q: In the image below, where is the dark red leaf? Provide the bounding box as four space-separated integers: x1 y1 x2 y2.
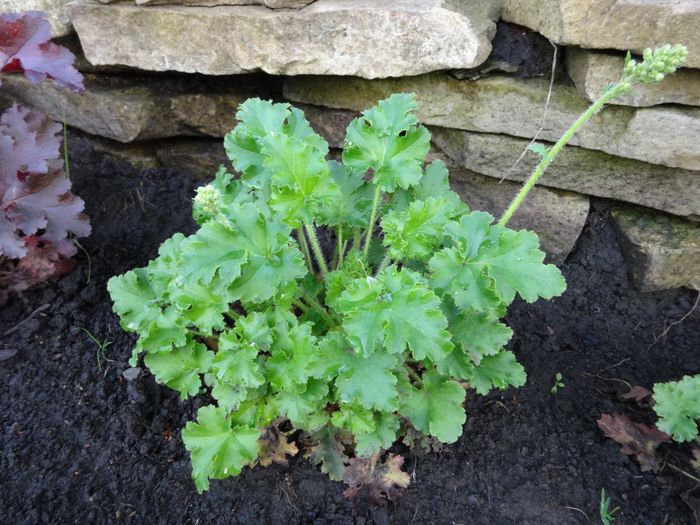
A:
0 11 84 93
9 169 90 241
597 413 671 472
0 235 77 304
0 104 63 183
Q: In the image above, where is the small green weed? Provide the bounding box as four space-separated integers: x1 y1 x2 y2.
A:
599 488 619 525
79 327 113 374
551 372 565 394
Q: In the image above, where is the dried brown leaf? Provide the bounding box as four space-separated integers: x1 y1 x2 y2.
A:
620 386 653 407
257 419 298 467
342 453 411 508
402 426 443 455
597 413 671 472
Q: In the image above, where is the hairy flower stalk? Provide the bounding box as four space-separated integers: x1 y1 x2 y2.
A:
498 44 688 227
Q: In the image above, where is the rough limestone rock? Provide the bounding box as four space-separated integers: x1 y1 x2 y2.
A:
454 22 556 80
1 0 73 36
432 128 700 220
567 48 700 107
300 104 356 149
156 140 229 179
284 74 700 171
449 167 589 264
80 135 160 170
132 0 314 6
0 74 273 142
69 0 500 78
502 0 700 69
612 209 700 291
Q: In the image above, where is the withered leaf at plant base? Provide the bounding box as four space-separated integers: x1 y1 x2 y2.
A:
342 454 411 508
597 413 671 472
258 420 299 467
402 425 443 456
620 385 653 408
306 427 351 481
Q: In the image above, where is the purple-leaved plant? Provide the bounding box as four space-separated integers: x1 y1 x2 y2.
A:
0 11 89 303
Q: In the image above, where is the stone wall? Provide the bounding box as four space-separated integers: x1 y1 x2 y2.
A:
1 0 698 290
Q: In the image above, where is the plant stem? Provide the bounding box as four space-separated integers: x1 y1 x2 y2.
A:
498 83 626 227
62 111 70 180
664 460 700 483
300 293 337 326
337 226 344 270
297 227 314 273
292 299 309 313
406 366 423 386
363 186 382 260
304 222 329 276
352 229 362 252
376 253 392 274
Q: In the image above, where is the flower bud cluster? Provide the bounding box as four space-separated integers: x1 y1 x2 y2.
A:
193 185 221 221
623 44 688 84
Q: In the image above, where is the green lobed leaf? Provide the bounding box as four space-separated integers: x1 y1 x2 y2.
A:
274 379 329 431
391 160 467 217
343 93 431 193
382 196 455 260
653 374 700 442
316 160 373 227
134 306 188 357
467 350 527 395
430 211 565 312
260 113 341 227
235 311 274 350
334 266 454 363
307 332 352 380
182 405 260 493
335 351 399 411
178 221 248 287
168 281 230 334
212 330 266 391
266 322 318 391
399 370 466 443
331 403 377 436
144 338 213 399
223 98 290 185
482 229 567 304
224 202 307 305
354 412 400 458
449 311 513 365
107 268 163 333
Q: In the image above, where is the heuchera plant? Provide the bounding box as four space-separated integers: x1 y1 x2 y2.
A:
107 44 688 494
0 12 90 303
108 94 565 492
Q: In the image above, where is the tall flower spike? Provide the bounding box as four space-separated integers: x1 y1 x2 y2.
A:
623 44 688 84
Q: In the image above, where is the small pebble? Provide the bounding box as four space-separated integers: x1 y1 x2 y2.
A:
122 367 141 381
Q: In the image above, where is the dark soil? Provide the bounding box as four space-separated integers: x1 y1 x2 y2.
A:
1 136 698 525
